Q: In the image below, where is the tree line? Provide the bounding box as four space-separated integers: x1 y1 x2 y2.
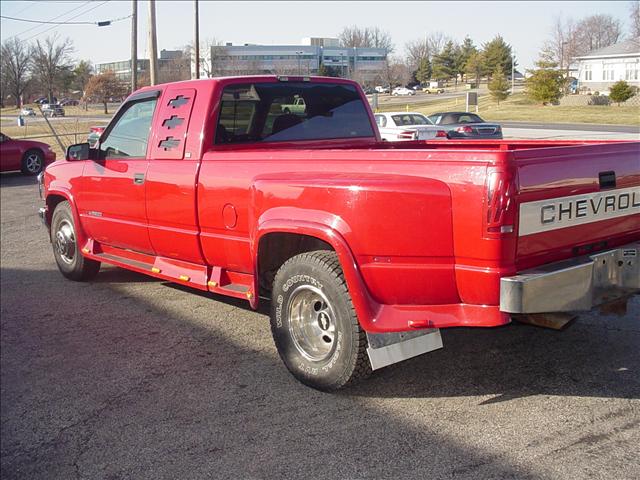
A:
526 4 638 105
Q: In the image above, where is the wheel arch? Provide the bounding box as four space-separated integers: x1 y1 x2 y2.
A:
45 189 88 247
253 220 377 329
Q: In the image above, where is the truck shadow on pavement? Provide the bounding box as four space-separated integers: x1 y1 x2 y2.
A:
0 172 39 188
1 265 638 479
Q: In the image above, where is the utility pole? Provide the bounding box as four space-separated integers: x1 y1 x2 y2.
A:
148 0 158 85
130 0 137 92
194 0 200 79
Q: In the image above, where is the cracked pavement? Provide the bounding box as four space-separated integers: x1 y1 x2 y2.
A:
1 173 639 479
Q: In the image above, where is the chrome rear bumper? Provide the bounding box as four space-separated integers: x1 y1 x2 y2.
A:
501 242 639 314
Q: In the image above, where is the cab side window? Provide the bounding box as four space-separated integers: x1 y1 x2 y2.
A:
375 115 387 128
100 99 157 159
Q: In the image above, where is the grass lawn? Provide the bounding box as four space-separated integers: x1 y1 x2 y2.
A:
377 93 640 126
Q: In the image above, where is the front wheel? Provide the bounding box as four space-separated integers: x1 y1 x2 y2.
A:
50 201 101 281
270 250 371 391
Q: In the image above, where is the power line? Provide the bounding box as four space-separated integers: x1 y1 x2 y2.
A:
23 1 111 42
1 12 130 26
8 0 92 39
1 14 97 25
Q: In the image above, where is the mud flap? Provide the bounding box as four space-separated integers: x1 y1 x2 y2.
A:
366 329 443 370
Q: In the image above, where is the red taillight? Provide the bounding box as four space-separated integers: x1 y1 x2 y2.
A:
457 126 473 133
484 168 516 238
397 130 416 140
435 130 448 138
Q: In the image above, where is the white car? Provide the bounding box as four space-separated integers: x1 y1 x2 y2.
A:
392 87 415 96
20 107 36 117
374 85 389 94
374 112 448 141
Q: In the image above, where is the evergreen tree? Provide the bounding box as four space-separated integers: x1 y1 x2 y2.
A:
482 35 513 78
456 36 477 83
525 60 564 105
432 40 456 81
465 51 485 86
488 66 510 104
415 57 432 84
608 80 636 105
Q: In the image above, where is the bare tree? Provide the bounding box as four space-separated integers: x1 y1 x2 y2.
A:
186 37 226 78
0 37 32 107
405 38 430 70
574 14 623 54
541 16 579 71
631 1 640 38
426 32 449 56
31 34 73 103
338 26 394 52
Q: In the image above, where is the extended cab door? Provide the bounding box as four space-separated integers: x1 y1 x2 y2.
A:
144 87 204 264
75 92 158 253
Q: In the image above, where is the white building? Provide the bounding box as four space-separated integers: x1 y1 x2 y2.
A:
575 38 640 94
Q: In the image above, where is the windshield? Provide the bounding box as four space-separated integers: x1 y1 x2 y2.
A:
391 114 432 126
434 113 485 125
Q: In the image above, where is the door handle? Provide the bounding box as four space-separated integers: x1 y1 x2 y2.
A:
133 173 145 185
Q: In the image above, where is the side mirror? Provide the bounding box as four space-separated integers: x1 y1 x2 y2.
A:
66 143 94 161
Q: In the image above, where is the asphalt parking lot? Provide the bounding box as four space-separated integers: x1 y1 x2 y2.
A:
1 173 638 480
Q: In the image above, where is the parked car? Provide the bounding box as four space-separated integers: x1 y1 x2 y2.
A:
0 132 56 175
362 87 376 95
374 112 448 141
280 96 306 114
60 99 79 106
423 86 445 94
20 107 36 117
42 104 65 117
427 112 503 139
374 85 389 94
392 87 415 96
87 126 106 148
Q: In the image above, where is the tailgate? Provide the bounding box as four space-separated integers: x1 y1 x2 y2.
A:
513 142 640 269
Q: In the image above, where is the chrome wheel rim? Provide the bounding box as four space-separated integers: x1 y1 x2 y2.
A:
55 220 76 264
26 154 42 173
287 285 337 362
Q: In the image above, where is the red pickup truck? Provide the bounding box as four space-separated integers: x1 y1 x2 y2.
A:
38 76 640 391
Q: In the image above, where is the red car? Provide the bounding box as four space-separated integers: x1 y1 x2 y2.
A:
0 132 56 175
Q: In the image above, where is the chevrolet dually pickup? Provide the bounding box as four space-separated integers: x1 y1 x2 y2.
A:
38 76 640 391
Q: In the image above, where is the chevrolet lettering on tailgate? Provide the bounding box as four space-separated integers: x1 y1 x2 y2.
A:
518 187 640 236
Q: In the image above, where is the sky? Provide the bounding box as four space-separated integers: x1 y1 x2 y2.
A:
0 0 634 71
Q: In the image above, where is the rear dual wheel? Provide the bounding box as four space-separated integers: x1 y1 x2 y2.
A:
270 250 371 391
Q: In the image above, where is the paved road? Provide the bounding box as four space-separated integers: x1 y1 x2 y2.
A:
1 174 639 480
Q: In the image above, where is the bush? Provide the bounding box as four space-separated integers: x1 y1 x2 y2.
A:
525 60 563 105
609 80 636 106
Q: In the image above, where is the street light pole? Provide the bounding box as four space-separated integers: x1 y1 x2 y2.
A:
511 51 515 94
296 51 303 75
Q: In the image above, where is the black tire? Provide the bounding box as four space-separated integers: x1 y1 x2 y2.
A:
20 149 44 175
270 250 371 391
50 201 100 281
283 107 291 114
